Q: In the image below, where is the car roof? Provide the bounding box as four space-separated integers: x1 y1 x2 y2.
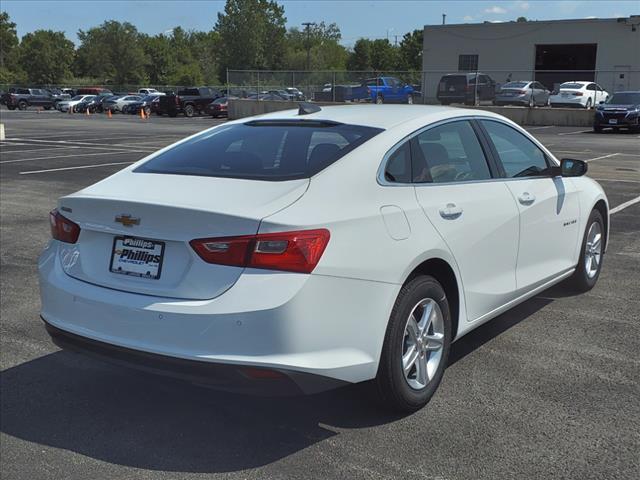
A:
245 104 503 130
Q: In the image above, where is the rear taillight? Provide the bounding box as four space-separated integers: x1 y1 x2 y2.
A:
573 92 583 96
515 90 526 95
190 229 330 274
49 209 80 243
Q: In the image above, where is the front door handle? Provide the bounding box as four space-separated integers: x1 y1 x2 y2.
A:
439 203 463 220
518 192 536 206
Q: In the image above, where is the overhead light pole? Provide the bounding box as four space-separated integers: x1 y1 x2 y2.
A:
302 22 316 71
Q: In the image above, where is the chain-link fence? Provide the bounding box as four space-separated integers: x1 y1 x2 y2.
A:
227 69 640 106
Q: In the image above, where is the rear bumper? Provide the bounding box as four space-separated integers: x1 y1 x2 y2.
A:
39 240 398 388
43 318 346 395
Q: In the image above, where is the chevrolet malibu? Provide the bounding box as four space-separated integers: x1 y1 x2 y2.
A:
39 105 609 411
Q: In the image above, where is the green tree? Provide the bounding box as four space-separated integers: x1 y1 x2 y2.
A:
0 11 19 69
141 33 174 84
284 22 347 70
347 39 372 71
368 39 399 71
75 21 148 85
516 16 528 22
397 29 423 71
17 30 74 84
215 0 287 77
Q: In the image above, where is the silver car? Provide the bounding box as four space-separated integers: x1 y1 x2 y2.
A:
494 81 551 107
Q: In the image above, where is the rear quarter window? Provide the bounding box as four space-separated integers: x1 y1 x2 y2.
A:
135 121 383 181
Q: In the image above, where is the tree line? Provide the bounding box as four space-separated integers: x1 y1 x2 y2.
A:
0 0 423 87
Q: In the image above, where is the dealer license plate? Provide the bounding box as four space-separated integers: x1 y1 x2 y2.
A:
110 236 165 279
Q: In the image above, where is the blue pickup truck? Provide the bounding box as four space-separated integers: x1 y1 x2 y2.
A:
316 77 415 104
359 77 415 104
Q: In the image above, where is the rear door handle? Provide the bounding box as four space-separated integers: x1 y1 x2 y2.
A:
439 203 463 220
518 192 536 205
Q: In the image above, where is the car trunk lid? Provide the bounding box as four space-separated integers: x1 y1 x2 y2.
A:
57 171 309 300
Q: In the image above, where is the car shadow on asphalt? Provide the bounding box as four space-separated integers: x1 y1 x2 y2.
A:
1 293 557 473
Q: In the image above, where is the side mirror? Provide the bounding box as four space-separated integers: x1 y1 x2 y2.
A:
560 158 588 177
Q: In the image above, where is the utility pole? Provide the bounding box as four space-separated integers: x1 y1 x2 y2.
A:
302 22 316 71
442 14 446 25
394 35 399 46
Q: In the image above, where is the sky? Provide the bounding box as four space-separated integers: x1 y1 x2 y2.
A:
2 0 638 46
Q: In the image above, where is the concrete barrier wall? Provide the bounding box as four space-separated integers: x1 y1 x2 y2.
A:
228 99 595 127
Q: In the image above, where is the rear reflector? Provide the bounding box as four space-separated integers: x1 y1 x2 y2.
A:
49 209 81 243
190 229 330 274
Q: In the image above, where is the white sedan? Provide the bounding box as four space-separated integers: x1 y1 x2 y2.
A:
39 105 608 411
56 95 96 112
549 81 609 109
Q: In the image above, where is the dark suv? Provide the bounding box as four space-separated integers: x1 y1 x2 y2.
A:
593 91 640 133
437 73 496 105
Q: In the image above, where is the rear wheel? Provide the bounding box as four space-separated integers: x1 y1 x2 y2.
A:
407 95 414 105
585 98 592 109
375 275 451 412
528 96 535 108
144 106 151 117
184 104 195 117
18 100 28 110
565 209 604 292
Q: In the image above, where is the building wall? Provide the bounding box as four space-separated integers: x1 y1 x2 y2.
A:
421 18 640 102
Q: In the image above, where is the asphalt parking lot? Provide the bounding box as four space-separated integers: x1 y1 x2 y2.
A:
1 108 639 480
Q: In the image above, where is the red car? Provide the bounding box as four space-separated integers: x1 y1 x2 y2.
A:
206 96 231 118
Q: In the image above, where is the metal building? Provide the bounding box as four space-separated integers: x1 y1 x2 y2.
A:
421 16 640 102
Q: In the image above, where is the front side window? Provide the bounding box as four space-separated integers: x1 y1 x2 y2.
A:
136 121 383 181
412 121 492 183
481 120 550 178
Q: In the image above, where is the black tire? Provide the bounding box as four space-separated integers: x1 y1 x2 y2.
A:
168 111 178 118
528 96 535 108
184 104 195 117
44 106 52 110
156 111 163 116
7 105 16 110
585 98 592 109
593 125 603 133
375 95 383 105
440 101 450 106
407 95 413 105
565 209 605 292
375 275 452 412
17 100 28 110
143 106 151 117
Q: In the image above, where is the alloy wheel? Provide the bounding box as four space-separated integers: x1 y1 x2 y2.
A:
402 298 445 390
584 221 602 279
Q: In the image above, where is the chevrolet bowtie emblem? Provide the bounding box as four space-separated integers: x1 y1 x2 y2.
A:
115 214 140 227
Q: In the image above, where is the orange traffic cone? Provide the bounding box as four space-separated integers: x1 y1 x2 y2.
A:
107 109 112 119
139 108 146 120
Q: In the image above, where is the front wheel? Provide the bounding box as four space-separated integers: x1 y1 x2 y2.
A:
375 95 384 105
585 98 592 109
184 104 195 117
407 95 413 105
18 100 28 110
375 275 451 412
565 209 604 292
593 124 603 133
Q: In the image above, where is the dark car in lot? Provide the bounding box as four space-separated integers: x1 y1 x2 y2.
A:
437 73 496 105
1 88 55 110
122 95 160 115
157 87 222 117
594 91 640 133
205 96 236 117
73 96 102 114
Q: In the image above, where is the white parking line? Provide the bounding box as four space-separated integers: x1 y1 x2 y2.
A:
7 138 158 152
1 146 82 154
610 196 640 214
586 153 620 162
527 126 554 131
557 130 592 136
1 151 145 164
19 161 135 175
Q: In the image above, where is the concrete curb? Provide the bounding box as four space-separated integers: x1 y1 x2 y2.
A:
228 99 595 127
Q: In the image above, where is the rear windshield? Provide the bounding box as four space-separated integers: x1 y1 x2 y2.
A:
606 92 640 104
559 83 584 89
135 121 383 181
439 76 467 88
